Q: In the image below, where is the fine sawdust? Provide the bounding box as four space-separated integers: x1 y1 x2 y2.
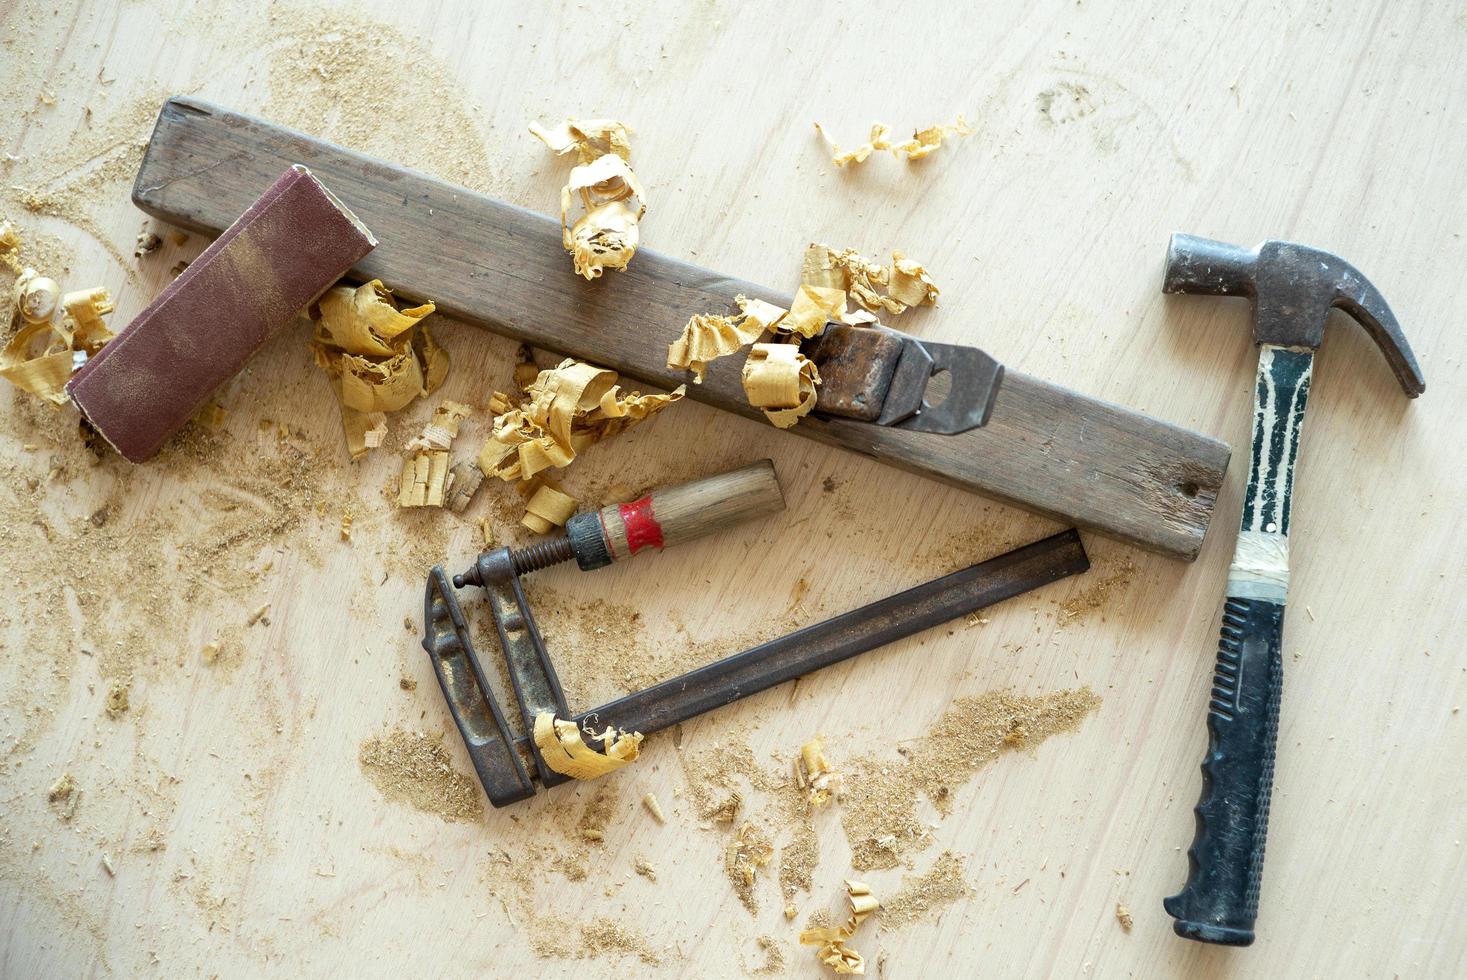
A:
841 688 1101 870
1059 555 1138 622
357 728 484 822
482 851 673 968
262 8 504 197
749 935 786 975
881 851 974 929
575 917 662 966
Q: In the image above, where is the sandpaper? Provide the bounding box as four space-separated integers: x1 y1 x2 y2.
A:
67 165 376 462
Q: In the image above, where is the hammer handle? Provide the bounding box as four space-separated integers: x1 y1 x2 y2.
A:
1164 595 1285 945
1167 345 1313 946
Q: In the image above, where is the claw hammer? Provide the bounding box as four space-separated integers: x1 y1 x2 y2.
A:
1161 235 1425 945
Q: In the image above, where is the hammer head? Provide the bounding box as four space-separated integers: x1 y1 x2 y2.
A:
1163 234 1425 397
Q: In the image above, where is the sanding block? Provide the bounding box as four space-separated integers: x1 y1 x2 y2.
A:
67 165 376 462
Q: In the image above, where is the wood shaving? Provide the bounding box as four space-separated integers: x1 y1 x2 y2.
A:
804 243 940 317
666 294 786 382
521 484 577 534
310 280 446 458
340 510 352 541
133 228 161 258
742 343 820 429
634 856 657 881
47 772 78 821
104 681 129 718
398 452 449 507
478 358 683 483
446 460 485 513
1 271 115 404
813 122 892 167
814 115 973 166
358 728 483 822
532 119 645 279
529 118 633 164
725 821 775 912
779 284 846 339
1116 902 1134 931
642 791 665 823
891 115 975 161
800 879 879 975
880 851 973 928
796 734 839 806
532 713 643 780
397 401 472 509
405 399 471 452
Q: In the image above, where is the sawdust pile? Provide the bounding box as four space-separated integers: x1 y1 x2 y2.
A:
1060 555 1137 622
263 9 502 195
0 396 330 754
358 728 484 822
841 687 1101 870
750 935 787 975
880 851 974 929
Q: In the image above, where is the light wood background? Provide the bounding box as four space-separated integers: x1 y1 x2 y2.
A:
1 1 1464 977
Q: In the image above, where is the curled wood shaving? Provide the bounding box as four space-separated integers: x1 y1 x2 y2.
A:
800 880 880 975
561 154 646 280
814 115 973 166
779 285 846 339
478 358 683 483
813 122 891 167
666 294 787 382
533 713 643 780
311 280 446 459
533 118 646 280
742 343 820 429
522 484 578 534
0 220 19 262
406 400 472 452
804 243 939 317
642 792 665 824
530 118 633 164
796 735 839 807
0 272 114 404
892 115 975 161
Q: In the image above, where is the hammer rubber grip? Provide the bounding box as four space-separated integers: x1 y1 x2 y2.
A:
1164 595 1285 946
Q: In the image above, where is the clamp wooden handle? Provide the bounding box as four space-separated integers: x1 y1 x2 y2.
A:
568 460 785 569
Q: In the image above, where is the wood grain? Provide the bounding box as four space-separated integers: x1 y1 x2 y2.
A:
2 2 1463 978
131 97 1230 559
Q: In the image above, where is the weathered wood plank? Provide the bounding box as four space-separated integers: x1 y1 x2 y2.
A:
132 97 1229 558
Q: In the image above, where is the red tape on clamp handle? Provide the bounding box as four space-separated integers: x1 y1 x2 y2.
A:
619 496 664 555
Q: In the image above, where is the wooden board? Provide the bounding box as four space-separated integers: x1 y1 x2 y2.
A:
1 3 1464 979
130 97 1229 560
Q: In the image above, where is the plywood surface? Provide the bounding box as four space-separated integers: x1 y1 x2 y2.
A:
0 2 1463 977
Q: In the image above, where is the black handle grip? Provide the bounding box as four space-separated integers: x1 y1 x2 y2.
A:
1165 596 1286 946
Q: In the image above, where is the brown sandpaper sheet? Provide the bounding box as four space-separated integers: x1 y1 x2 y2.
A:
67 166 376 462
